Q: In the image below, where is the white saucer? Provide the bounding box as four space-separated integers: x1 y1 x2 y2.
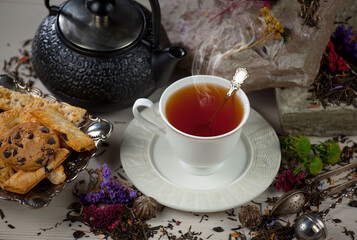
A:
121 105 281 212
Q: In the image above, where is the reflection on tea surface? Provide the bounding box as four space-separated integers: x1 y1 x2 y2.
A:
165 83 243 137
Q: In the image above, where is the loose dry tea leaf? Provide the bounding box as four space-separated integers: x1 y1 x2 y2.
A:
297 0 321 27
231 226 243 231
265 197 279 204
39 227 54 231
0 209 5 219
73 230 86 239
158 225 204 240
236 232 247 240
2 39 37 86
207 233 214 239
8 224 15 229
199 214 209 223
342 227 355 240
333 218 342 223
308 24 357 107
348 200 357 208
225 209 236 217
116 171 128 181
251 224 294 240
22 39 32 47
212 226 224 232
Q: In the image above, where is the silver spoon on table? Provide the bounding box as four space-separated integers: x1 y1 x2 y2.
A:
294 183 356 240
270 161 357 216
269 162 357 239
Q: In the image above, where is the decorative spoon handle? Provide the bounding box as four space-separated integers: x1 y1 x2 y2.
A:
231 68 249 89
319 182 356 217
306 162 357 185
320 178 357 198
207 67 249 125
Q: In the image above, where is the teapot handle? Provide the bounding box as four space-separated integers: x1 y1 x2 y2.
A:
147 0 161 49
44 0 60 16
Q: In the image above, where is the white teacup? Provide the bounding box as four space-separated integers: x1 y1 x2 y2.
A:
132 75 250 175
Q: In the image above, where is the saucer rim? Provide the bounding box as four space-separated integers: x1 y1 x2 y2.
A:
121 106 281 212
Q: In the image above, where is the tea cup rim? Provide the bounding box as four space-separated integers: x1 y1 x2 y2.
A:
159 75 250 140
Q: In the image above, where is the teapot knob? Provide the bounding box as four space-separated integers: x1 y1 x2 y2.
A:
86 0 115 16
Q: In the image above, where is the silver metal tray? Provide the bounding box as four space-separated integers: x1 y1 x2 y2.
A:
0 75 113 208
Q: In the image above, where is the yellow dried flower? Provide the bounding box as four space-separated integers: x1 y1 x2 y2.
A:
275 32 282 40
260 7 269 16
226 7 285 58
278 26 284 33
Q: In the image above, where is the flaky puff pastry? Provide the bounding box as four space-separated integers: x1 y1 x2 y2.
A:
47 164 66 185
0 86 87 127
30 106 95 152
0 109 36 135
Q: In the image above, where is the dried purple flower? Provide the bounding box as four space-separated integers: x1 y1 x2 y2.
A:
100 179 137 204
84 189 106 204
333 25 357 61
101 163 111 181
81 164 137 205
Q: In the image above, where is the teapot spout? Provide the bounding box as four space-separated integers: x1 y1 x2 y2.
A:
152 46 186 87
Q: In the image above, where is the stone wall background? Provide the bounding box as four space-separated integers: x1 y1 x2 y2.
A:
160 0 356 93
334 0 357 29
275 0 357 136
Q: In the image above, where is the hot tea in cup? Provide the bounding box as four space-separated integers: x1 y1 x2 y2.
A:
165 83 244 137
132 75 250 175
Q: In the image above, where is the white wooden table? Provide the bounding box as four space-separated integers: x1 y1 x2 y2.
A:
0 1 356 239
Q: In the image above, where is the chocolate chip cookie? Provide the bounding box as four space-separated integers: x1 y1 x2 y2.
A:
0 122 60 171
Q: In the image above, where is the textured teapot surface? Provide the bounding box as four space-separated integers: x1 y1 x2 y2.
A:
32 12 154 110
31 1 184 112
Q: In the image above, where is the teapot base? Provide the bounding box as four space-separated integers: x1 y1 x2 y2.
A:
42 83 158 113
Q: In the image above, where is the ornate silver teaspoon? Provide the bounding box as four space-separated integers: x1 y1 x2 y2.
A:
193 67 249 136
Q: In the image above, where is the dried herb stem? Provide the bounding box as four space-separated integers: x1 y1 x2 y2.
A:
343 88 357 95
71 228 91 233
225 6 284 59
208 1 242 23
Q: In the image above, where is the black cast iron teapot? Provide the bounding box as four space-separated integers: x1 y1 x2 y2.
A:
31 0 186 112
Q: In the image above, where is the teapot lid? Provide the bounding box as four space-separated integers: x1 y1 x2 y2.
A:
57 0 144 52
